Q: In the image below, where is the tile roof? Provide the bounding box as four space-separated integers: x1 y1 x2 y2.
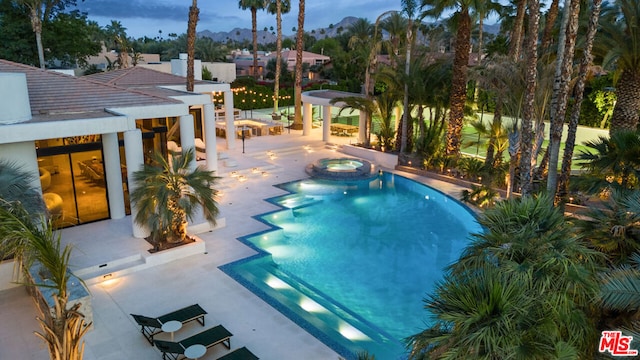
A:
84 66 211 88
0 59 181 117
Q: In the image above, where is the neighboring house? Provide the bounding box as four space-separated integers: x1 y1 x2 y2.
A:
0 59 238 241
272 50 330 73
232 50 270 78
139 54 237 83
85 46 161 71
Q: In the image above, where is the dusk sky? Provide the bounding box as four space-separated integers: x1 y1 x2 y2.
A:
74 0 402 39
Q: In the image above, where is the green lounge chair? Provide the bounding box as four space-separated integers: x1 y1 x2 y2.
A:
131 304 207 344
154 324 233 360
216 346 259 360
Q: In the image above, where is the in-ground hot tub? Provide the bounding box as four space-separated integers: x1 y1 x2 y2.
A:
306 158 377 180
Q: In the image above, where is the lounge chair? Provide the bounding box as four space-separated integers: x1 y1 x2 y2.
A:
216 346 259 360
154 324 233 360
131 304 207 344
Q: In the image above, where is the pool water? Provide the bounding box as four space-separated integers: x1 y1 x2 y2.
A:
222 173 481 359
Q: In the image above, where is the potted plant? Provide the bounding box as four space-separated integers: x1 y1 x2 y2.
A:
130 148 220 250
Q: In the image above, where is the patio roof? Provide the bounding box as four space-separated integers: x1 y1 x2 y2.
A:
301 89 364 107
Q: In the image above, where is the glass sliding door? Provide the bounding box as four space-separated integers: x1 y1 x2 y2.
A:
37 143 110 227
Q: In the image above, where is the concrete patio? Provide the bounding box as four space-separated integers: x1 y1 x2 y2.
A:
0 125 469 360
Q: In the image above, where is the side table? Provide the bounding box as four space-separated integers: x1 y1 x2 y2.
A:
184 344 206 359
161 320 182 341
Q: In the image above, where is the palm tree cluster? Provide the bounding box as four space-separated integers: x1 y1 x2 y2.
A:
407 193 640 358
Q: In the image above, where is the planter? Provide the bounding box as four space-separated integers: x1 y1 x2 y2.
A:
271 114 282 121
26 263 93 330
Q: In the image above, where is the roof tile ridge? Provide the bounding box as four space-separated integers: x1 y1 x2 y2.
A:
106 67 136 84
76 76 183 104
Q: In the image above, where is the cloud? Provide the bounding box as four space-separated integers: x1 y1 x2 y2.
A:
76 0 189 21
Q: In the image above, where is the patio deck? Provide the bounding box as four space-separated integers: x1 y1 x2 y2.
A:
0 125 469 360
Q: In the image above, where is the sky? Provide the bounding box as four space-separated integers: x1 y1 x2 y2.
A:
74 0 401 39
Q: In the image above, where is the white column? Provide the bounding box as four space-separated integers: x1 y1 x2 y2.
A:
102 132 125 219
322 105 331 142
203 103 218 172
358 110 366 144
224 90 236 150
303 102 313 136
123 129 147 238
394 106 402 134
179 114 196 172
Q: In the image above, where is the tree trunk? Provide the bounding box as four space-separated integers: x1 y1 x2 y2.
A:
485 101 502 168
401 18 414 153
30 8 45 69
558 0 602 201
540 0 560 53
445 8 471 156
477 17 484 63
292 0 305 129
252 8 259 79
546 0 580 200
509 0 527 60
610 69 640 134
186 0 199 92
273 0 283 113
518 0 541 196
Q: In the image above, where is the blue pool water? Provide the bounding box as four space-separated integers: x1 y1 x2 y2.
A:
221 173 481 359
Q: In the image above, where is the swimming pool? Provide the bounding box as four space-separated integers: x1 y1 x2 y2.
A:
221 172 481 359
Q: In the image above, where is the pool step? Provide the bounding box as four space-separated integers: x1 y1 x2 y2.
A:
250 144 327 160
275 193 322 210
224 258 397 358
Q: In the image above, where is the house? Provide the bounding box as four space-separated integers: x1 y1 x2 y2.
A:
0 59 238 241
85 46 161 72
138 53 237 84
272 50 330 73
232 50 270 78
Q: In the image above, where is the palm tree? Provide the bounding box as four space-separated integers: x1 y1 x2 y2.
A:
0 201 89 360
130 149 220 246
546 0 582 201
400 0 419 154
292 0 305 129
471 55 525 169
331 84 398 149
599 253 640 315
471 0 502 64
575 131 640 192
17 0 67 69
380 12 407 67
576 190 640 265
266 0 291 114
596 0 640 133
557 0 603 201
507 0 527 60
518 0 541 195
361 11 396 148
540 0 560 53
186 0 199 92
422 0 473 156
0 159 45 215
411 188 604 355
239 0 267 79
408 265 539 358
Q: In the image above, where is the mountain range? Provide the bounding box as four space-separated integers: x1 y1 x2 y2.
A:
198 16 500 45
198 16 359 45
